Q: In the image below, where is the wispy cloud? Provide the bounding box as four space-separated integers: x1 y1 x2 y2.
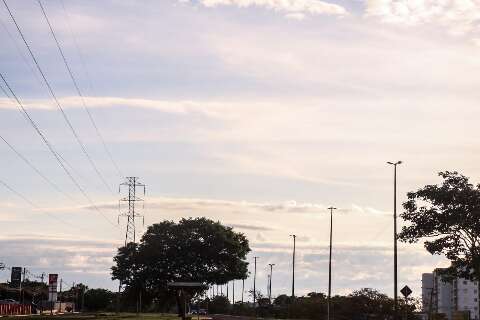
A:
190 0 348 18
228 223 276 231
365 0 480 40
77 196 391 217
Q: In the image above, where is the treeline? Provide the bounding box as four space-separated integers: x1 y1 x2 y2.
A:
201 288 419 320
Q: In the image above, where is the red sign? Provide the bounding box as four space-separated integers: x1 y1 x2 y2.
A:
48 274 58 285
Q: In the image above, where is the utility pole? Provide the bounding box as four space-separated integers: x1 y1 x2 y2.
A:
72 282 76 312
242 279 244 303
290 235 296 298
387 161 402 320
118 177 146 315
267 275 270 300
227 282 229 301
253 256 259 306
268 264 275 303
81 285 85 312
21 267 26 304
59 278 63 313
232 281 235 304
327 206 337 320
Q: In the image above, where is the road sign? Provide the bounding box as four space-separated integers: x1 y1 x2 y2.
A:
11 267 22 288
401 285 412 298
48 274 58 302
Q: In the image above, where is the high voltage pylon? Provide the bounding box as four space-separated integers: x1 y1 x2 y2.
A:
118 177 146 245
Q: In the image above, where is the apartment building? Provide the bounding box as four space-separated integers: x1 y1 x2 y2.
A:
422 268 479 320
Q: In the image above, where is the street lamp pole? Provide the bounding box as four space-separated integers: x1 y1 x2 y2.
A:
242 279 244 303
253 256 259 306
327 206 337 320
268 263 275 303
290 234 296 298
387 160 402 320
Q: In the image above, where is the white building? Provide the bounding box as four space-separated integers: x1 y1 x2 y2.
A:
422 268 479 320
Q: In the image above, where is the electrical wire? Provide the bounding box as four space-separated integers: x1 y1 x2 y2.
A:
0 178 81 230
0 133 80 205
38 0 120 190
0 72 118 228
2 0 114 195
57 0 123 179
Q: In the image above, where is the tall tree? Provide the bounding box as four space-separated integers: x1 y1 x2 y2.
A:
112 217 250 299
399 171 480 311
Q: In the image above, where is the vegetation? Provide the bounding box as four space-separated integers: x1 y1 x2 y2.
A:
0 313 181 320
112 218 251 310
399 171 480 311
196 288 418 320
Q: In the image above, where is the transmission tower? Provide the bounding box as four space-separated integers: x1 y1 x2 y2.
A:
118 177 146 245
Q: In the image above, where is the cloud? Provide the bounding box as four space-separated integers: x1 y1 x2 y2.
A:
195 0 348 17
244 241 447 297
79 196 392 218
228 223 276 231
365 0 480 37
0 235 118 289
0 96 226 118
285 12 306 20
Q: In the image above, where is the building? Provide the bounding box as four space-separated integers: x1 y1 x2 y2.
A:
422 268 479 320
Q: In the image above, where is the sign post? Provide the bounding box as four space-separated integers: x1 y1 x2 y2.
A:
48 274 58 314
400 286 412 320
11 267 22 303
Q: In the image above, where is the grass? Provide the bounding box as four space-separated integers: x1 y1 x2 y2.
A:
0 313 183 320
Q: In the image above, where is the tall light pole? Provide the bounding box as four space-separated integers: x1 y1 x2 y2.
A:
268 263 275 303
387 160 402 320
327 206 337 320
242 279 245 303
290 234 296 298
253 256 259 306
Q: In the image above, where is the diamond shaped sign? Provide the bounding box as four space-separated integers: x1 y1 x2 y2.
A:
400 285 412 298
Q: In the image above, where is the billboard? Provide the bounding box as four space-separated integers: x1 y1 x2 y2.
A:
48 274 58 302
10 267 22 288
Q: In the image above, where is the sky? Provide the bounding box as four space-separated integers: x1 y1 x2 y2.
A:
1 0 480 300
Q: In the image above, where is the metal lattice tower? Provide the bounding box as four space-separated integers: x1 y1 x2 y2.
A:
118 177 146 245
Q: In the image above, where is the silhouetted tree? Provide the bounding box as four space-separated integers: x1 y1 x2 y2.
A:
112 218 250 307
399 171 480 312
208 295 230 314
84 288 115 311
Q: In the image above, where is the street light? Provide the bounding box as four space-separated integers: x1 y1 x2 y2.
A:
268 263 275 303
253 256 259 306
327 206 337 320
290 234 296 298
387 160 402 320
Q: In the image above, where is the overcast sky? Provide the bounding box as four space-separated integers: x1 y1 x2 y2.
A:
1 0 479 299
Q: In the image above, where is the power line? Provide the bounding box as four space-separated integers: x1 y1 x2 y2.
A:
1 81 93 191
0 178 83 231
0 82 78 204
58 0 123 179
2 0 114 195
0 133 79 204
0 17 43 88
0 72 118 228
37 0 123 182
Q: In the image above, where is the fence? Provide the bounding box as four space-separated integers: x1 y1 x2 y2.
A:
0 303 32 315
